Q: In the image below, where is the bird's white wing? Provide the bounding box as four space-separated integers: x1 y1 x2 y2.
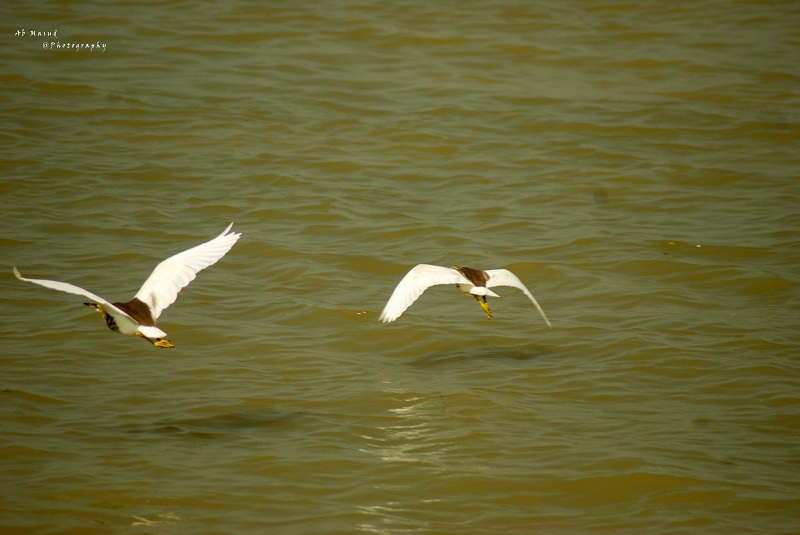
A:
13 266 136 323
134 223 241 319
380 264 470 323
485 269 552 327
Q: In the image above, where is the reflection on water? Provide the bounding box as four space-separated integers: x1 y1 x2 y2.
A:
360 390 444 465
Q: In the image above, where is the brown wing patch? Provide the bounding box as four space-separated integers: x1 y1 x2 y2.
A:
114 298 157 326
453 266 489 287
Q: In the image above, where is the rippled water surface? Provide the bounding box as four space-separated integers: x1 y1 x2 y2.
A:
2 1 799 533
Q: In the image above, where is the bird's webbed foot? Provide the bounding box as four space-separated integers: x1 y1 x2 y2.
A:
472 296 493 319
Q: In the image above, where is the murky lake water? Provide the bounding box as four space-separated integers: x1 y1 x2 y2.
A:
2 2 799 533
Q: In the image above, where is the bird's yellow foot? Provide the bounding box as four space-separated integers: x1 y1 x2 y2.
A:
154 339 175 349
479 300 493 319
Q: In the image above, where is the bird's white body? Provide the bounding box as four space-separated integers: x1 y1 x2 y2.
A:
455 283 499 298
14 223 241 347
380 263 551 326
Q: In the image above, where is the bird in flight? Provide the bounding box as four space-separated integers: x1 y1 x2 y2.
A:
379 264 551 326
13 223 241 348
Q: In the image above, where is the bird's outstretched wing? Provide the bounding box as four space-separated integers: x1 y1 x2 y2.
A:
134 223 241 319
380 264 470 323
13 267 137 324
485 269 552 327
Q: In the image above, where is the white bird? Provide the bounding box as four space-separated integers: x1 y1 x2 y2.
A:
13 223 241 348
380 264 552 327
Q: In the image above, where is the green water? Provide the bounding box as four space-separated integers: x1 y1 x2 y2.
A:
2 1 799 533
